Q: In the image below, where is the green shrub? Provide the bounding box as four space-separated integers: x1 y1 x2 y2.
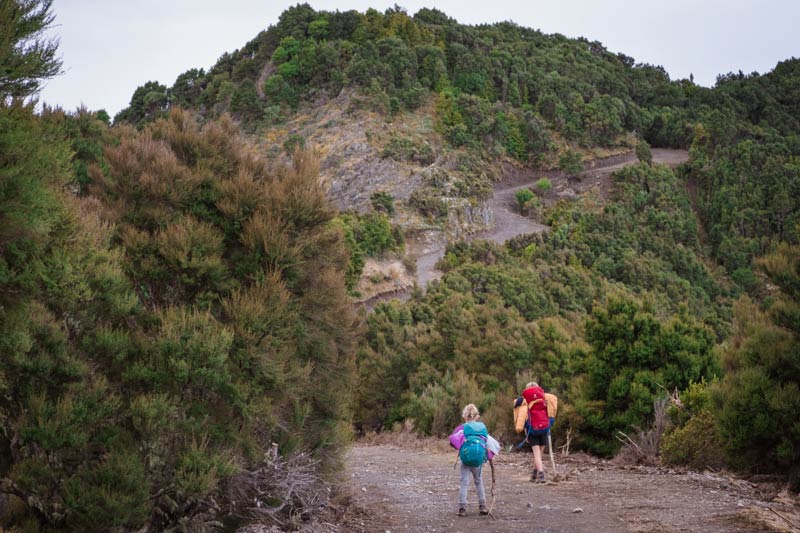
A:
283 133 305 154
402 370 488 435
661 379 725 469
331 217 365 292
409 188 448 220
335 212 404 292
339 212 403 257
263 73 298 108
381 135 435 165
515 188 534 213
371 191 395 215
230 80 262 121
559 149 583 176
536 178 552 192
2 108 358 529
635 139 653 165
661 410 725 469
715 253 800 482
400 85 427 109
578 296 719 455
63 451 150 530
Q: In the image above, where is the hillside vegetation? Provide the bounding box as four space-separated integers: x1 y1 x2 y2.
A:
2 2 799 530
117 4 800 294
2 4 357 529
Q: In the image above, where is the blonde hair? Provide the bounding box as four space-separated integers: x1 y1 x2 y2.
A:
525 382 538 389
462 404 480 421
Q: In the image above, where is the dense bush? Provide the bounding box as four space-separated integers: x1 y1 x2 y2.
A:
515 188 534 213
687 135 800 284
540 163 731 336
536 178 552 192
335 211 404 292
381 134 435 165
339 212 403 257
371 191 395 214
1 108 358 529
660 380 726 469
635 138 653 165
559 149 583 176
577 297 718 455
715 246 800 483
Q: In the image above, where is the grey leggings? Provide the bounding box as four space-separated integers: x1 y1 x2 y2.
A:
458 463 486 507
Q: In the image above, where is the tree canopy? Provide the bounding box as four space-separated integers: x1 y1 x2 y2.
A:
0 0 61 101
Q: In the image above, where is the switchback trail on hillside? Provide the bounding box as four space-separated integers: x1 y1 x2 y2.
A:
412 149 689 287
338 444 778 533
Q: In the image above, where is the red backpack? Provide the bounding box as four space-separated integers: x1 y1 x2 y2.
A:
522 386 550 433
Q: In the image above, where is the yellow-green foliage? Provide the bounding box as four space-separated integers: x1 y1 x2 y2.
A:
661 411 725 470
660 379 725 469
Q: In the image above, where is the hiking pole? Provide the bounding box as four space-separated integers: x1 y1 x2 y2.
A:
547 432 557 475
487 459 497 520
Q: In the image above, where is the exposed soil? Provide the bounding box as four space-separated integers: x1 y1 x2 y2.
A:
355 258 414 303
335 444 795 533
261 90 445 213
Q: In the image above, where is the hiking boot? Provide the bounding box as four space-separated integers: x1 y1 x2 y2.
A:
529 469 538 482
457 507 466 517
538 470 546 483
479 505 489 516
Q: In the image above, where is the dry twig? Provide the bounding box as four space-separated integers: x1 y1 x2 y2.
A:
559 426 573 457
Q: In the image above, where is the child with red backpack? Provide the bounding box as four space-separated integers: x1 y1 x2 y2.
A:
448 404 498 517
515 382 551 483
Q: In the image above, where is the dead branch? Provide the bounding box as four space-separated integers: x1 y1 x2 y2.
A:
614 397 670 465
224 451 329 528
559 426 573 457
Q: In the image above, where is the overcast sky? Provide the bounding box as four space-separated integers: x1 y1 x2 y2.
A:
40 0 799 116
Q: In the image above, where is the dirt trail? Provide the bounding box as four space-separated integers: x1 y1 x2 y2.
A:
344 445 770 533
412 149 689 288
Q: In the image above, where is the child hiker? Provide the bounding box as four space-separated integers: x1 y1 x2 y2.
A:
448 404 500 517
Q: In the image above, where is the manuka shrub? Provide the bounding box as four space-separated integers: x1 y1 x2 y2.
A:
715 245 800 484
1 108 357 530
576 296 719 455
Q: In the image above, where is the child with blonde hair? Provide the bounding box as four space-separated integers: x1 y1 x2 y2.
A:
448 403 494 517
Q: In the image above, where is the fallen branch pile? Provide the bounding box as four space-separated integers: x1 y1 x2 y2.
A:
224 451 329 529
